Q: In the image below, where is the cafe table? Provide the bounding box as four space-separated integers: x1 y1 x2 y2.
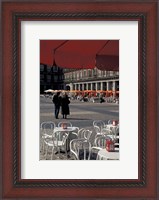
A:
97 148 119 160
54 126 78 133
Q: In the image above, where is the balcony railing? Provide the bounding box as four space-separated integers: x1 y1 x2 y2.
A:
64 74 119 83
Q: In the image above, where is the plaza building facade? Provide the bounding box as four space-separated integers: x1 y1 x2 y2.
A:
64 68 119 96
40 64 64 93
40 64 119 97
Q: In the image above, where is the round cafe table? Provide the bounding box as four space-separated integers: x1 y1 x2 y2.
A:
97 148 119 160
54 127 77 133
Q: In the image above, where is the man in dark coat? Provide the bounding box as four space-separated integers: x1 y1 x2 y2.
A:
52 91 61 119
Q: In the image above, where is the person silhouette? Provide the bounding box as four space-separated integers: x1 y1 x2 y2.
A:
61 92 70 119
52 91 61 119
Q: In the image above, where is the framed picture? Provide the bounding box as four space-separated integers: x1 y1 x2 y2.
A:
39 39 120 163
1 0 158 199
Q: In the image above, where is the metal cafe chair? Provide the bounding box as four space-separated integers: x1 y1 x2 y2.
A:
40 121 56 154
89 135 111 160
44 131 69 160
70 138 91 160
93 120 105 133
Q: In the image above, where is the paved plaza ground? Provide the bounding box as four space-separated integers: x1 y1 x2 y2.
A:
40 96 119 128
40 96 119 160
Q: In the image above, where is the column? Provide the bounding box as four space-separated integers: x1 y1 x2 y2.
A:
69 83 73 91
107 82 110 90
91 83 93 90
82 84 85 91
101 82 104 90
113 81 117 97
86 83 89 90
96 82 98 91
112 81 116 91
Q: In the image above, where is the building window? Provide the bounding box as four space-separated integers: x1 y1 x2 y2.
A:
47 75 51 82
92 68 97 76
77 72 79 79
40 74 44 79
110 71 114 76
98 69 102 77
54 76 58 82
88 69 91 77
47 67 51 73
53 65 58 72
84 70 87 77
40 65 44 71
80 71 82 78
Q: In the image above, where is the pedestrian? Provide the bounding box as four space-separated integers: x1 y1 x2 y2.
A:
99 94 105 103
52 91 61 119
61 92 70 119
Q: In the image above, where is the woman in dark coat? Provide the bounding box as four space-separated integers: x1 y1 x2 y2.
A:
61 92 70 119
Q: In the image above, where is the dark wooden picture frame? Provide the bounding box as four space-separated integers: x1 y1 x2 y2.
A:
1 0 158 199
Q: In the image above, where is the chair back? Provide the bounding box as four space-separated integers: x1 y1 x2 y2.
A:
70 139 91 160
102 128 115 141
111 125 119 140
94 125 100 134
93 120 105 126
54 131 68 143
41 121 56 135
73 127 80 133
93 120 105 133
112 125 119 134
49 132 69 158
77 128 86 139
101 128 112 135
107 119 113 124
84 130 92 141
107 119 119 125
94 135 111 149
111 125 119 147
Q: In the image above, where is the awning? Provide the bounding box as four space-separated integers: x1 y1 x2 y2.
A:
40 40 119 71
96 40 119 71
40 40 66 66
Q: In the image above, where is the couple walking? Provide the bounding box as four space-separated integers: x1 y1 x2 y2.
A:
52 91 70 119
